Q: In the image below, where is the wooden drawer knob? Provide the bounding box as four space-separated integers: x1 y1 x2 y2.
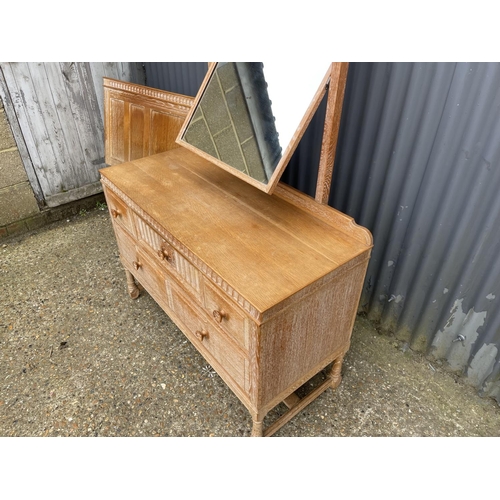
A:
111 208 121 218
132 261 142 271
195 329 209 341
157 247 172 261
213 309 228 323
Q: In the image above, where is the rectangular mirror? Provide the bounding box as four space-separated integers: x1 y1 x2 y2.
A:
176 62 332 194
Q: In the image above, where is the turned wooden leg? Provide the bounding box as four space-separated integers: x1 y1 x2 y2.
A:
125 269 140 299
329 353 345 389
251 420 263 437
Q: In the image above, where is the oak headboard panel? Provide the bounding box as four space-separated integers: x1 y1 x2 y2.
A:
104 78 194 165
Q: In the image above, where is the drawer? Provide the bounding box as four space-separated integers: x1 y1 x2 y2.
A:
134 215 176 268
114 221 138 267
134 215 202 298
113 220 247 391
169 281 247 391
114 224 168 305
105 188 135 236
131 248 169 306
203 279 249 349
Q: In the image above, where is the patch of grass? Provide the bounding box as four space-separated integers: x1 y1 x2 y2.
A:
79 208 88 217
96 201 107 211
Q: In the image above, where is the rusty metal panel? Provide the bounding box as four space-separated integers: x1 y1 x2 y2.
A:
325 62 500 403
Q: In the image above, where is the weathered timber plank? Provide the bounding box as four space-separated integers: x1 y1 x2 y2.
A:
1 62 144 206
43 63 88 189
3 62 65 196
28 63 81 193
0 65 44 205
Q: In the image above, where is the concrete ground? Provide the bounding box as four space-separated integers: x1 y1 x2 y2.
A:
1 204 499 437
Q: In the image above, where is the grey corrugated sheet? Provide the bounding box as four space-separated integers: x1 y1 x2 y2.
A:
143 62 208 96
143 62 500 403
329 62 500 403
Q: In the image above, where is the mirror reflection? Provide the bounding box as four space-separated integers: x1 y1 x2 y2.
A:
180 62 329 186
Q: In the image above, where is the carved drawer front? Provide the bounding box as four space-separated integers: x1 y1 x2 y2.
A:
105 188 135 236
134 215 202 299
169 282 247 391
114 223 168 304
203 279 249 350
114 222 138 269
130 248 169 306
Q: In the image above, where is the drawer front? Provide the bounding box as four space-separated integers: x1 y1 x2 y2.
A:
134 215 202 298
169 282 247 391
113 220 248 392
114 223 167 304
105 188 135 236
203 279 248 349
134 215 176 268
114 221 138 267
131 248 168 305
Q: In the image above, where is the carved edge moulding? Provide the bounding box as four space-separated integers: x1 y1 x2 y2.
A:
176 62 349 196
104 77 194 166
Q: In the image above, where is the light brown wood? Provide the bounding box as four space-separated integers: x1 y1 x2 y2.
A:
275 182 372 246
104 78 194 166
283 393 301 408
263 376 334 437
102 149 370 316
100 146 372 436
251 420 264 437
100 74 372 436
124 269 140 299
329 352 346 389
315 62 349 204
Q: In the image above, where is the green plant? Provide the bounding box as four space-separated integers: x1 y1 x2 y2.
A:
96 201 107 211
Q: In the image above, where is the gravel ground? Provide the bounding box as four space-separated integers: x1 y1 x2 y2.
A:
1 206 499 437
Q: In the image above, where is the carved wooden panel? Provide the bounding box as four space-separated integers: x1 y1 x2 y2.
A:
104 78 194 165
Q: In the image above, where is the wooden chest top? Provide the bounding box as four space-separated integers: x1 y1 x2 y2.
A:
100 147 371 314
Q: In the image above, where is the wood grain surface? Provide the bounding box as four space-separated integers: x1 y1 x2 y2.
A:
101 148 371 314
104 78 193 166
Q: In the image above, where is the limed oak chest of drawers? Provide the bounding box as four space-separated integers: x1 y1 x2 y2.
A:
100 146 372 436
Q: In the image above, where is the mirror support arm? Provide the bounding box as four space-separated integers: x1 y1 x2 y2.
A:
315 62 349 205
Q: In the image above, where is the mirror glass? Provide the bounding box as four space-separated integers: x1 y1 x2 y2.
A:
177 62 331 193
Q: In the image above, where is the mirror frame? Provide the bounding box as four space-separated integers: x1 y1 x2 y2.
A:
176 62 334 194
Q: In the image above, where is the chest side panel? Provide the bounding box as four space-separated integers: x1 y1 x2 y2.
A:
257 255 370 410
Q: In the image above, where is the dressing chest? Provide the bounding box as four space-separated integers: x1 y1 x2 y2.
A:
100 65 372 436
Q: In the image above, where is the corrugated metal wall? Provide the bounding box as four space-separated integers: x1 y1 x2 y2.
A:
144 62 500 403
341 62 500 402
143 62 208 97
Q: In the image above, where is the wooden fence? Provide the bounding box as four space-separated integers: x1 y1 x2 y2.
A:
0 62 144 207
